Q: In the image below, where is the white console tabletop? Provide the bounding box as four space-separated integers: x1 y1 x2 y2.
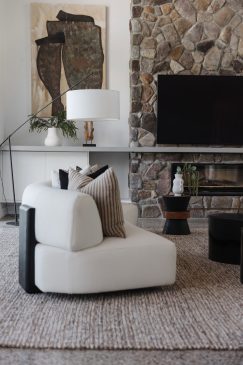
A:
2 145 243 153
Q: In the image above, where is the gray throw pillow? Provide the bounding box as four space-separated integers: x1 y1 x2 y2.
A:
68 168 93 190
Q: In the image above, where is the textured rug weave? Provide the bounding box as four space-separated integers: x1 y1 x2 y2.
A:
0 226 242 350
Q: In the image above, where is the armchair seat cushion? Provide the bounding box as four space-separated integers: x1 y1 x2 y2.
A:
35 222 176 294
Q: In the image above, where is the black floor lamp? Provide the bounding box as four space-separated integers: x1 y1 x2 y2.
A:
0 77 91 226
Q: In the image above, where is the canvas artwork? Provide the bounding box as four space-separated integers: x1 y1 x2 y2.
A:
31 3 106 116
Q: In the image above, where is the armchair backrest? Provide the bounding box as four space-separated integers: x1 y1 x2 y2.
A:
22 182 103 251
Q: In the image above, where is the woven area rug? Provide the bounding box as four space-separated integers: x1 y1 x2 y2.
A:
0 226 242 350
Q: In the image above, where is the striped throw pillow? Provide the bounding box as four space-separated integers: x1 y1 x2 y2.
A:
68 168 93 190
80 168 126 238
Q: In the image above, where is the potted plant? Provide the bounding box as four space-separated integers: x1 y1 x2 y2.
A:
181 163 199 196
29 110 78 146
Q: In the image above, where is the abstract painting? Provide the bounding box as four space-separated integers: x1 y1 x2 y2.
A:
31 4 106 116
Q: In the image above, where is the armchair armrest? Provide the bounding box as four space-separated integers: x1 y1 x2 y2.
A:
121 201 138 225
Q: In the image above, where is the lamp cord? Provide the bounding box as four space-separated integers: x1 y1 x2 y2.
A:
0 152 9 216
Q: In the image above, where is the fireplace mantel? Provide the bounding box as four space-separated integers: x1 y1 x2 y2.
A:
3 145 243 154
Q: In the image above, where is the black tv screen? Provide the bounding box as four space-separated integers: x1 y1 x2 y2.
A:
157 75 243 145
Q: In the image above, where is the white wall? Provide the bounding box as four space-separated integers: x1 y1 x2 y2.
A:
0 1 5 144
1 0 130 147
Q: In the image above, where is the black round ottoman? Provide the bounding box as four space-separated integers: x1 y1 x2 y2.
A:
208 213 242 265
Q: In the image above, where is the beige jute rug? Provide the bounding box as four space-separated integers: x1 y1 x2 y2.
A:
0 226 242 350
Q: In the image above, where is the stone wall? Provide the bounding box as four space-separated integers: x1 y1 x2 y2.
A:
129 0 243 226
129 0 243 147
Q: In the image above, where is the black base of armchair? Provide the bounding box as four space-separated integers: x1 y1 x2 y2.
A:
19 205 42 293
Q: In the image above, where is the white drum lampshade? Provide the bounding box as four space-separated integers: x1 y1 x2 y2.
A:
66 89 120 146
66 89 120 121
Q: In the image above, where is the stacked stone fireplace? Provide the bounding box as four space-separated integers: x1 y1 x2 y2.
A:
129 0 243 228
130 153 243 230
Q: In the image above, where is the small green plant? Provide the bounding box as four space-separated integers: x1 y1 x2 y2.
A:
29 110 78 139
181 163 199 196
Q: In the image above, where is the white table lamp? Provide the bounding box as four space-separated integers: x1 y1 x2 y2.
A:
66 89 120 146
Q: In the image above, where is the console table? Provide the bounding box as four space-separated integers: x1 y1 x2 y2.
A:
1 146 131 203
2 145 243 204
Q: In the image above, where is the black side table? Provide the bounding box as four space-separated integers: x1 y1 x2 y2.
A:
208 213 242 265
161 195 190 235
208 213 243 285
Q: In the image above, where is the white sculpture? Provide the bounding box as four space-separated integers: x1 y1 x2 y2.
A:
172 168 184 196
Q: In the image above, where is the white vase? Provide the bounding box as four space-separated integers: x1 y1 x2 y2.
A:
172 173 184 196
44 127 62 146
130 141 139 147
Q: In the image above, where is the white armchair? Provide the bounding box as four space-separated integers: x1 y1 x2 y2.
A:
19 182 176 294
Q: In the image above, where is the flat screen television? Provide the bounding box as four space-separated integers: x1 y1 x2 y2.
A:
157 75 243 145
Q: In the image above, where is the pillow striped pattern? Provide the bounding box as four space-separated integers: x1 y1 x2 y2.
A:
81 168 126 238
68 168 93 190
